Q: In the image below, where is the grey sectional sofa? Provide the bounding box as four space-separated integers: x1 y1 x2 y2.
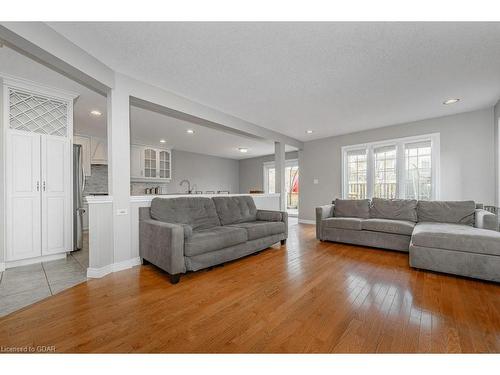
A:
139 196 288 283
316 198 500 282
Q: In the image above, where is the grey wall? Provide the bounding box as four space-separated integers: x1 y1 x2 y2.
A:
299 108 496 221
495 100 500 206
131 149 239 195
239 151 299 193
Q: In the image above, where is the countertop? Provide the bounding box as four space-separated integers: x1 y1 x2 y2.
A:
86 193 280 204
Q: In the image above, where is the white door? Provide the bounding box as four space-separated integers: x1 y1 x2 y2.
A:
41 135 71 255
6 131 42 261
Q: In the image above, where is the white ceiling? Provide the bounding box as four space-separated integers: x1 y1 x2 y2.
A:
47 22 500 141
0 46 287 159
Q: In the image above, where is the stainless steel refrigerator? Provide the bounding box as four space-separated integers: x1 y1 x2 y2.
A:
73 144 85 251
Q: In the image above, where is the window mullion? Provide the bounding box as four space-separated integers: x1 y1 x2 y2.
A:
366 146 374 199
396 143 405 199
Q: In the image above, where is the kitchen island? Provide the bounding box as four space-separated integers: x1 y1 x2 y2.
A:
85 193 281 278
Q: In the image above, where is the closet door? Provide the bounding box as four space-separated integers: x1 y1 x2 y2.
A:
6 131 42 261
41 135 71 255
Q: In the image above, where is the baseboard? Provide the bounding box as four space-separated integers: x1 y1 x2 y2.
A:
86 264 113 278
87 256 141 279
113 257 142 273
298 219 316 225
0 262 5 272
5 253 66 269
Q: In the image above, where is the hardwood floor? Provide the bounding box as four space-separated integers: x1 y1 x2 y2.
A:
0 222 499 353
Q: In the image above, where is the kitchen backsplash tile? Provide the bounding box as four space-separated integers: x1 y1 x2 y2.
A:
130 182 168 195
83 165 108 195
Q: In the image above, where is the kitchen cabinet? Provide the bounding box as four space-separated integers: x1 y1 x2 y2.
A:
4 78 74 263
130 144 171 182
73 135 91 176
90 137 107 164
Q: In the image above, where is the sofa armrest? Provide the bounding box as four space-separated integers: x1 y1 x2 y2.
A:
474 209 498 231
316 204 335 240
256 209 283 221
139 219 186 275
256 209 288 237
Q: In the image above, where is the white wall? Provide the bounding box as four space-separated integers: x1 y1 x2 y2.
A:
239 151 299 193
299 108 496 221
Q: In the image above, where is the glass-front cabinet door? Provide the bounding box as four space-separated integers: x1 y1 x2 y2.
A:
159 150 171 179
144 148 157 178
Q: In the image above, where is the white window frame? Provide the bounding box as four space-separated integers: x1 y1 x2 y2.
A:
341 133 440 200
263 159 298 194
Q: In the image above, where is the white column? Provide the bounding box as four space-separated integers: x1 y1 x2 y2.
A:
107 74 132 263
275 141 286 211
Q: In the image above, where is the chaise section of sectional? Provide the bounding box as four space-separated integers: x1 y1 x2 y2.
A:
409 221 500 282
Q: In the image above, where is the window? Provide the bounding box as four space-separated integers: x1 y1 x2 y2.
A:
373 145 397 199
265 166 276 194
405 141 432 200
346 149 367 199
342 134 439 200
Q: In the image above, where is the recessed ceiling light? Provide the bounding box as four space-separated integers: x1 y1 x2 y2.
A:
160 139 166 143
238 148 249 153
90 110 102 116
186 129 194 134
443 98 460 105
306 130 314 134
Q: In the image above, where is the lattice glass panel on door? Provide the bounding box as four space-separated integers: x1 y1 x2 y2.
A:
9 88 68 136
159 150 170 179
144 148 157 178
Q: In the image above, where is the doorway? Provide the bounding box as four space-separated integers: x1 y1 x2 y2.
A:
263 159 299 217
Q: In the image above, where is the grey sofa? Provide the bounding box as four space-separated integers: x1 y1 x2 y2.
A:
316 198 500 282
139 196 288 283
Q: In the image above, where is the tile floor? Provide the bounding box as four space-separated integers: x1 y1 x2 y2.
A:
0 234 89 318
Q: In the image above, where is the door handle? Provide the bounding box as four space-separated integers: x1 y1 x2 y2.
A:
43 181 46 191
36 181 40 191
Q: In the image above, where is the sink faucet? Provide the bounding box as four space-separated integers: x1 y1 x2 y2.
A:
179 179 191 194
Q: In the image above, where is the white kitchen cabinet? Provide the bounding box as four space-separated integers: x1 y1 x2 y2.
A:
73 135 91 176
90 137 107 164
130 144 144 179
4 77 74 263
6 131 42 261
130 144 171 182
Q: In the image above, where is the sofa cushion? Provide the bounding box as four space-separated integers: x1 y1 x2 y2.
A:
184 226 248 256
322 217 363 231
150 197 220 230
417 200 475 226
334 199 370 219
370 198 417 222
212 196 257 225
411 222 500 256
228 221 286 241
362 218 415 236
